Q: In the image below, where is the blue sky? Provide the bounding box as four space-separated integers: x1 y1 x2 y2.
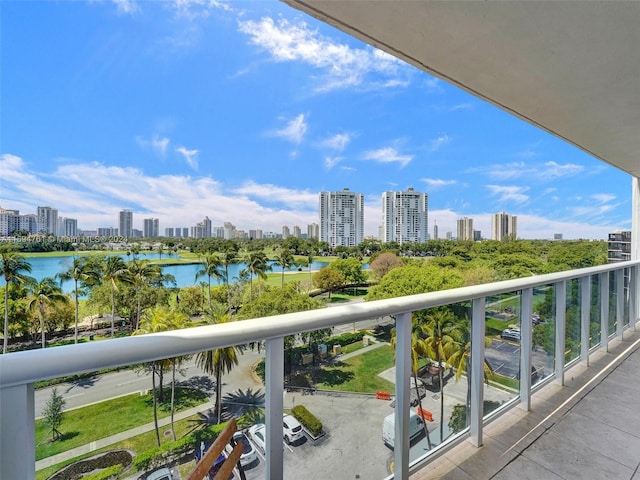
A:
0 0 632 240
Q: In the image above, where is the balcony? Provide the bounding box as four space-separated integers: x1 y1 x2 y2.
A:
1 260 638 479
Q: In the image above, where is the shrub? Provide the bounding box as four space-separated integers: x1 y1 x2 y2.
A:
83 464 124 480
291 405 323 437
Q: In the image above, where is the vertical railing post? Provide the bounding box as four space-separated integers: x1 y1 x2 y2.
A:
600 272 610 351
520 288 533 411
394 311 412 480
616 268 625 337
630 265 639 331
265 337 284 480
555 281 566 385
580 275 591 366
0 384 35 480
470 297 486 446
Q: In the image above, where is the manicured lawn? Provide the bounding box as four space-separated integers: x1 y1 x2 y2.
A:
314 345 395 393
35 388 208 460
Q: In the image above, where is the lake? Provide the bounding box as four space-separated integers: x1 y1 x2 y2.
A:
23 253 330 294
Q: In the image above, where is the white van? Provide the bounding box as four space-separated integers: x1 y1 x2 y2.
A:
382 410 424 449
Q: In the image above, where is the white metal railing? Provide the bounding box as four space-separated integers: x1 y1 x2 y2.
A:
1 260 639 480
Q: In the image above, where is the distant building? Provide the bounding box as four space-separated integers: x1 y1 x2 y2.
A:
381 188 428 244
492 212 517 240
433 223 438 240
293 225 301 238
60 218 78 237
554 233 563 240
446 231 453 240
608 231 631 263
143 218 159 238
457 217 474 241
165 227 174 237
98 227 117 237
282 225 290 239
191 217 212 239
223 222 235 240
307 223 319 240
118 210 133 238
474 230 482 241
37 206 58 235
249 229 263 240
319 188 364 248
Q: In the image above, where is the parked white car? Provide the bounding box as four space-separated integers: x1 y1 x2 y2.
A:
225 431 258 468
248 423 266 454
283 414 304 444
146 467 173 480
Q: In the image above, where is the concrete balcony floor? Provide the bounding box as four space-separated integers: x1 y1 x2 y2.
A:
413 325 640 480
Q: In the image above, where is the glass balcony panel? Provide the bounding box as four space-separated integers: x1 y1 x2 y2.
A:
564 279 581 364
609 271 617 336
590 274 602 348
532 284 555 384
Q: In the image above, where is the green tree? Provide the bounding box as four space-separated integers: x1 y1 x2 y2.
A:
128 260 162 330
1 248 33 353
102 256 131 337
244 250 271 301
27 277 69 348
312 267 345 299
331 257 366 289
195 253 223 312
57 257 100 344
238 282 323 319
196 312 240 424
43 388 66 441
275 247 295 287
365 264 464 301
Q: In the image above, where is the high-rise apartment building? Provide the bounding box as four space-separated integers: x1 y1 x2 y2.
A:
282 226 290 239
457 217 474 241
118 209 133 238
433 223 438 240
192 217 212 239
319 188 364 248
293 225 301 238
37 206 58 235
165 227 175 237
307 223 319 240
60 218 78 237
143 218 159 238
492 212 517 240
381 188 428 244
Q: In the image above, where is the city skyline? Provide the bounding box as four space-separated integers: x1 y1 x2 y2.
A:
1 1 633 240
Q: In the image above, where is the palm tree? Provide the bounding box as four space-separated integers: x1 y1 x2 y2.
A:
423 309 461 443
102 256 131 337
57 257 100 344
275 248 295 287
390 319 433 449
219 249 237 309
1 248 33 353
195 253 223 312
27 277 69 348
196 312 240 424
245 250 271 301
134 306 188 445
127 260 162 330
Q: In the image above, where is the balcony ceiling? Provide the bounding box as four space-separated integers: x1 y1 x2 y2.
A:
283 1 640 178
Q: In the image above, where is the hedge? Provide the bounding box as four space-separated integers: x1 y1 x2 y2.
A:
291 405 323 437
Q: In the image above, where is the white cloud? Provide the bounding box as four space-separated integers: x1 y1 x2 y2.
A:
362 147 413 168
176 146 199 170
238 17 409 92
231 180 317 208
136 134 170 156
471 161 584 181
591 193 616 204
270 114 308 144
319 133 350 151
112 0 140 15
486 185 530 204
420 178 457 189
430 134 451 152
324 156 343 170
172 0 233 20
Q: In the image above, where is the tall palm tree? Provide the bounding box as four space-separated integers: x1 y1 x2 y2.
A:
245 250 271 301
102 256 131 337
275 248 295 287
423 309 461 443
134 306 184 445
127 260 162 330
57 257 100 344
390 319 433 449
195 253 223 312
27 277 69 348
196 312 240 424
1 248 33 353
220 249 237 309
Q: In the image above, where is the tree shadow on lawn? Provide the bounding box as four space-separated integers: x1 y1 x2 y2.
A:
313 367 354 387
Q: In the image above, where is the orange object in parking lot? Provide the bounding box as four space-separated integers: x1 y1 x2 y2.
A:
376 391 391 400
416 407 433 422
